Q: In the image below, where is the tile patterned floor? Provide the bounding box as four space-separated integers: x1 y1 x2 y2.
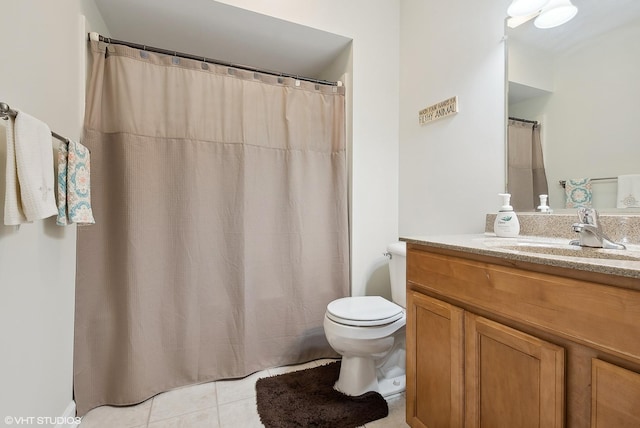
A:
78 359 410 428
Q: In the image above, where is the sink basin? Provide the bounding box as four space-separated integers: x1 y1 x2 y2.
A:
483 237 640 261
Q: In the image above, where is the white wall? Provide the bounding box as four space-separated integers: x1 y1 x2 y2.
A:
215 0 401 298
0 5 398 422
510 21 640 209
0 1 108 425
399 0 510 236
508 38 554 92
0 1 513 419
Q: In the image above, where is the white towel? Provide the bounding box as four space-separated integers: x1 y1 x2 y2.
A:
617 174 640 208
4 115 29 225
10 110 57 222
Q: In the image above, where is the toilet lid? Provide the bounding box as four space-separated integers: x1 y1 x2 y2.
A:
326 296 404 327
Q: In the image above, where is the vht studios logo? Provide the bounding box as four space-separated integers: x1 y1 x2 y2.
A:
5 416 82 425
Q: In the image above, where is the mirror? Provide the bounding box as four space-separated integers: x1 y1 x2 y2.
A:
506 0 640 212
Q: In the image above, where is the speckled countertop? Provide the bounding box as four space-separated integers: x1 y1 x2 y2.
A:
403 213 640 281
401 233 640 280
485 212 640 244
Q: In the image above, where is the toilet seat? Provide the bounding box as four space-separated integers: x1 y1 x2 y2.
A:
326 296 404 327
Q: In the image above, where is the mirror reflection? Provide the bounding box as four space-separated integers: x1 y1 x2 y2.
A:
506 0 640 212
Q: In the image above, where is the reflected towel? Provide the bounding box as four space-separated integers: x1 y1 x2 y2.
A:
617 174 640 208
56 140 95 225
565 178 592 208
4 115 28 225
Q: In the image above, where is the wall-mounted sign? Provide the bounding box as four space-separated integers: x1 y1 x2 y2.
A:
419 96 458 125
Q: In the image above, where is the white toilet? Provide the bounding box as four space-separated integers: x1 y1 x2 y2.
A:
323 241 407 397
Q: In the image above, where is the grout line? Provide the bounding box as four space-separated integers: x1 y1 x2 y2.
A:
214 382 223 428
145 398 154 427
145 391 221 426
146 406 220 427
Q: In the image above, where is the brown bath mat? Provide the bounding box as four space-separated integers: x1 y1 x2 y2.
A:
255 361 389 428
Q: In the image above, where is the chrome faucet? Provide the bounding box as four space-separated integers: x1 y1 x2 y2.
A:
569 208 626 250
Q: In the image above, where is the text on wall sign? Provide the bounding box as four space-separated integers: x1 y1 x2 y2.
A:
419 96 458 125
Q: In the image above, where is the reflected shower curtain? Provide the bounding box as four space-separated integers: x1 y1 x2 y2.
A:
74 41 349 415
507 119 549 210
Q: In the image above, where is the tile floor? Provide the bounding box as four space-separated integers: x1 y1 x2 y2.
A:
79 359 410 428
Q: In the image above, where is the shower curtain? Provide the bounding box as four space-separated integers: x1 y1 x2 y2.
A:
74 41 349 415
507 119 549 211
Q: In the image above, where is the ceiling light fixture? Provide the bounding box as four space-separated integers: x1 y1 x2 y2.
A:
507 0 550 17
507 12 539 29
534 0 578 29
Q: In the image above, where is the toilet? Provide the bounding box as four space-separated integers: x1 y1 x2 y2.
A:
323 241 407 397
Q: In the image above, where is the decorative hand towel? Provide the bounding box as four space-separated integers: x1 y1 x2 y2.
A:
12 110 58 221
565 178 592 208
56 143 69 225
616 174 640 208
56 140 95 225
3 115 29 225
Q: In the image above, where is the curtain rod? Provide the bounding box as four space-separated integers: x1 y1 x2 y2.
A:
88 32 340 87
509 116 539 125
0 102 70 144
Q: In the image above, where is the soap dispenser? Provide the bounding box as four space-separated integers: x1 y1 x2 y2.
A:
537 194 551 213
494 193 520 237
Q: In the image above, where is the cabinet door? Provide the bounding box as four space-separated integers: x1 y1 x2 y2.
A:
465 314 565 428
406 291 464 428
591 358 640 427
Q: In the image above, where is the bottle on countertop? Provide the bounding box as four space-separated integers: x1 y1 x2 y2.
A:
537 194 552 213
494 193 520 237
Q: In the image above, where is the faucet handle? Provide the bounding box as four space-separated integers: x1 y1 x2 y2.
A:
577 207 599 227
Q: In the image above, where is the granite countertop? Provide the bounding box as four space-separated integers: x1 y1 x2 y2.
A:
401 233 640 280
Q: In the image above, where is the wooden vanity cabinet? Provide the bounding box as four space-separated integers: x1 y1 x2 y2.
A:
407 291 564 428
464 313 564 428
591 359 640 427
405 243 640 428
406 292 464 428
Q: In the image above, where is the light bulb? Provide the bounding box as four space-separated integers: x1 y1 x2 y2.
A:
534 0 578 29
507 0 550 17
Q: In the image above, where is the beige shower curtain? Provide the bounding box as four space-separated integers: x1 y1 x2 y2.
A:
507 119 549 210
74 41 349 415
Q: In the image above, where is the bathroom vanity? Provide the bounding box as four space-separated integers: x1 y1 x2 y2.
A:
403 217 640 428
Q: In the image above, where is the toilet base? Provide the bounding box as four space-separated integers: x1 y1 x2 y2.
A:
378 373 405 397
334 355 406 398
377 338 406 397
334 356 378 396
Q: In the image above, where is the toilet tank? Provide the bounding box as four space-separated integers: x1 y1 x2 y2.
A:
387 242 407 307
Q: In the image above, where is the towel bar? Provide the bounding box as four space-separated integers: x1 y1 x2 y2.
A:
559 177 617 188
0 101 71 144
